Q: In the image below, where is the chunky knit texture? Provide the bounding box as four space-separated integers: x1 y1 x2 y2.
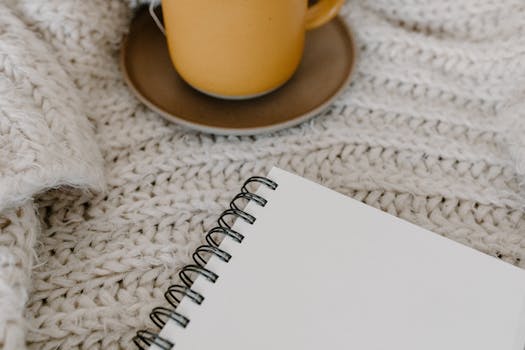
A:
0 0 524 349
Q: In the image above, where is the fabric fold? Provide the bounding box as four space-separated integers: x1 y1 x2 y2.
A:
0 3 105 213
0 3 104 349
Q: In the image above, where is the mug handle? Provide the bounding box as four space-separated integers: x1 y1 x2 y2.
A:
305 0 345 30
149 1 165 35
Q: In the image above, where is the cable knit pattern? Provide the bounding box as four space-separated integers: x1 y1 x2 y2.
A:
0 4 105 212
0 2 105 348
0 0 524 349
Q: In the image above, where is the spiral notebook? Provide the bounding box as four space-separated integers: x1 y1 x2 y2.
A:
136 167 525 350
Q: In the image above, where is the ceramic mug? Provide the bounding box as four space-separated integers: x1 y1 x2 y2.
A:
157 0 345 99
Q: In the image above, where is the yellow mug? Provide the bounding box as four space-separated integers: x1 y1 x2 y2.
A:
159 0 345 99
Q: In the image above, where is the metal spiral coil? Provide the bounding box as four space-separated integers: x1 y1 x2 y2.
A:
133 176 278 349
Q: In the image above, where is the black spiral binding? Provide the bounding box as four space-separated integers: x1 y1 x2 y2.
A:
133 176 278 350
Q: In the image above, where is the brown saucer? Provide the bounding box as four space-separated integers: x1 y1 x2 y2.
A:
121 7 356 135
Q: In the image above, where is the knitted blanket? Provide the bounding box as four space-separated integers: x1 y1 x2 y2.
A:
1 0 524 349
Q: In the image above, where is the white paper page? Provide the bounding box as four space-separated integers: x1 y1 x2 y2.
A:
153 167 525 350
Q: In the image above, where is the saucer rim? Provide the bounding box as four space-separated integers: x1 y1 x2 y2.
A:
120 15 357 136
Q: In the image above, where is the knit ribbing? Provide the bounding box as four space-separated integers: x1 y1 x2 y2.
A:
0 0 524 349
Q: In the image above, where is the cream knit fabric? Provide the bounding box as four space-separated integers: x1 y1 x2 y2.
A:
0 0 524 349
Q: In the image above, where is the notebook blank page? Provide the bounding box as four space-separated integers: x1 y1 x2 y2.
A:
155 167 525 350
